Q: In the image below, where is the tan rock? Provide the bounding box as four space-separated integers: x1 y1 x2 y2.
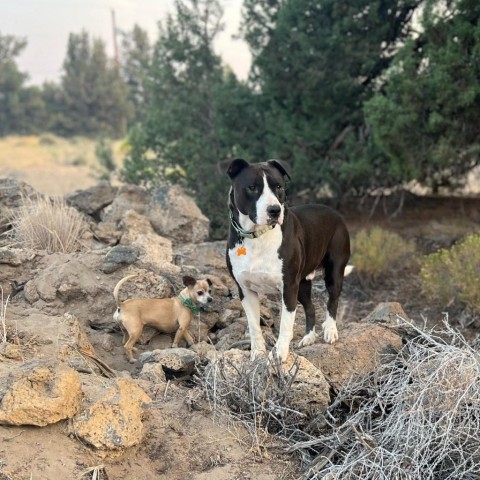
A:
71 377 151 450
119 209 179 275
299 322 403 390
0 360 82 426
147 184 209 244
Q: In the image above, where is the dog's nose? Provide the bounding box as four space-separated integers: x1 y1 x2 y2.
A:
267 205 281 218
207 297 213 303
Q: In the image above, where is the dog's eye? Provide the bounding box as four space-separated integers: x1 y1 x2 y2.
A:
197 291 204 295
247 185 257 192
276 185 284 191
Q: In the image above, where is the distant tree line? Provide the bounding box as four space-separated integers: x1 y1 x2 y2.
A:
1 0 479 236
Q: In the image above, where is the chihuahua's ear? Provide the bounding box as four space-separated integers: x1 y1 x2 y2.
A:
207 278 213 286
218 158 250 179
182 276 196 287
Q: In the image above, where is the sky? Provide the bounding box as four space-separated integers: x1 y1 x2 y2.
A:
0 0 252 85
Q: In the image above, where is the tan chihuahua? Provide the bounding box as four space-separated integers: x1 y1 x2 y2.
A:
113 274 213 363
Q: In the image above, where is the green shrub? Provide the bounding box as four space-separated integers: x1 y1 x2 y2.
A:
95 137 116 180
351 227 416 284
421 234 480 312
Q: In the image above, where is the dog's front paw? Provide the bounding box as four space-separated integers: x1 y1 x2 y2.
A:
250 348 267 362
298 330 318 348
322 319 338 344
268 344 289 364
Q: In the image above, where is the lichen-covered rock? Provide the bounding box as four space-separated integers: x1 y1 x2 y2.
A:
71 377 150 450
0 360 82 426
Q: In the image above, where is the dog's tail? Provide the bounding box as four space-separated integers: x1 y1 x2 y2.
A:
113 274 137 308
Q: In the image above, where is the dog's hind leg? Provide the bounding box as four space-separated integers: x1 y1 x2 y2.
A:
322 255 348 344
298 279 318 347
124 327 143 363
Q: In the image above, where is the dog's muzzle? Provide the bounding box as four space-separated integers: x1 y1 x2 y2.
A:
267 204 281 225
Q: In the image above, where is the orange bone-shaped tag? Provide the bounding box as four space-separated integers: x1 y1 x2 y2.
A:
237 247 247 256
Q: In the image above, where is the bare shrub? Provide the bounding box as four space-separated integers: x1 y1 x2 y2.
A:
200 321 480 479
10 197 86 253
200 354 311 458
421 233 480 312
351 227 416 285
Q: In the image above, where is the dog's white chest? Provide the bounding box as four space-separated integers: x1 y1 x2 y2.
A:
228 227 283 295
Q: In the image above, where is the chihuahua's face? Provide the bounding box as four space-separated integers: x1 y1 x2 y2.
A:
183 276 213 305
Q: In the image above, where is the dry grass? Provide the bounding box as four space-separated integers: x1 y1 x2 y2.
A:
0 135 124 196
10 197 86 253
1 287 9 344
200 320 480 480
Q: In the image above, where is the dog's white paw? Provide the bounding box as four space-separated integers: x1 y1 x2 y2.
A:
250 348 267 362
268 344 289 364
298 329 318 348
322 318 338 344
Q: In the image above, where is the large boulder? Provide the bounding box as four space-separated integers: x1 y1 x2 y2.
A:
299 322 403 390
0 360 82 426
176 241 227 271
147 184 209 244
119 209 179 275
101 184 149 224
71 377 151 451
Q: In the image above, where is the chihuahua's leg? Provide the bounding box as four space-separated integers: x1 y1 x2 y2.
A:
172 326 187 348
184 329 195 346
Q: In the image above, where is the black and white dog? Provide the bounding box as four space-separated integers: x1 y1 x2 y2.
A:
221 158 351 362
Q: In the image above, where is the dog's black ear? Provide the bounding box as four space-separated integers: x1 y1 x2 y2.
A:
218 158 250 179
267 159 291 179
206 278 212 286
182 276 196 287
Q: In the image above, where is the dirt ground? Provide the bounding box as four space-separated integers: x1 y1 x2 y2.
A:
1 139 480 479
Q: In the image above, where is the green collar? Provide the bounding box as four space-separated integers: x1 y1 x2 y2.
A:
178 294 201 314
229 209 274 240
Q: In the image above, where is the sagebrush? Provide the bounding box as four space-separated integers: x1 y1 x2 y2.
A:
351 227 416 284
10 197 85 253
421 233 480 312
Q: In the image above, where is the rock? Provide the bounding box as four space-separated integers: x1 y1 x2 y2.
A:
282 353 330 414
190 341 218 361
101 184 148 224
0 360 82 426
100 245 139 273
139 348 199 377
363 302 410 325
0 248 36 266
66 183 117 216
147 184 209 244
92 222 122 246
215 319 248 351
71 377 150 450
0 178 39 233
138 362 167 384
299 322 403 390
176 241 227 270
0 342 23 360
119 210 179 275
217 308 242 329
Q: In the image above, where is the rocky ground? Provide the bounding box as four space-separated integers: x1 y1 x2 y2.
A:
0 177 478 479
